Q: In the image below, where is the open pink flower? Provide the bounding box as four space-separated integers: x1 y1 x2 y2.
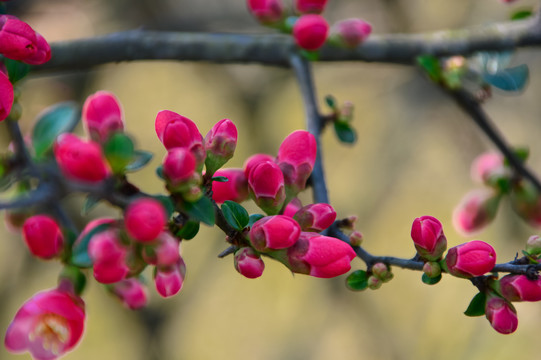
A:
4 288 85 360
82 91 124 142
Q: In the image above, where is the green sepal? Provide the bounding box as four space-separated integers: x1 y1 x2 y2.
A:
221 200 249 231
125 150 153 172
417 55 442 82
464 292 487 317
521 249 540 264
511 9 533 21
175 220 200 240
103 133 135 174
71 222 113 268
346 270 369 291
211 176 229 183
81 195 101 216
152 195 175 218
59 266 87 296
248 214 265 227
183 196 215 226
3 58 31 84
334 121 357 144
421 273 442 285
32 102 80 160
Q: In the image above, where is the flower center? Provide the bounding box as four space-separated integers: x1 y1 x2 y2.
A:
29 313 69 355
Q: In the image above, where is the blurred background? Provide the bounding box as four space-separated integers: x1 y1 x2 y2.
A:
1 0 541 359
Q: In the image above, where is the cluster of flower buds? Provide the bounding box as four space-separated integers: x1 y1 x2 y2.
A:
246 0 371 51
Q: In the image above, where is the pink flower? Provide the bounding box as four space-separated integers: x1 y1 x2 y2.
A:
124 198 167 243
276 130 317 197
500 274 541 302
248 160 285 215
4 288 85 360
330 18 372 48
155 258 186 298
295 0 328 14
292 15 329 51
410 215 447 261
453 189 501 235
110 278 148 310
283 197 303 218
82 91 124 142
445 240 496 278
204 118 238 175
247 0 284 24
485 296 518 334
0 70 14 121
162 147 197 189
22 215 64 259
142 231 180 266
211 168 249 204
294 203 336 232
53 134 111 183
0 15 37 61
234 247 265 279
243 153 275 179
88 229 129 284
286 232 356 278
21 31 51 65
249 215 301 251
470 152 506 185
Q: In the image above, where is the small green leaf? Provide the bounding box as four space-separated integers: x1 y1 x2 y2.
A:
183 196 215 226
3 58 31 84
511 9 533 21
176 220 200 240
59 266 87 296
325 95 337 110
125 150 153 172
346 270 369 291
32 102 80 159
156 165 165 180
417 55 442 82
152 195 175 218
221 200 249 231
300 49 320 62
483 64 529 92
421 273 442 285
211 176 229 183
248 214 265 227
334 121 357 144
81 195 101 216
71 223 112 267
464 292 487 317
103 133 135 174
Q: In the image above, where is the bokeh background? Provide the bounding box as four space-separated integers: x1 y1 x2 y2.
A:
1 0 541 359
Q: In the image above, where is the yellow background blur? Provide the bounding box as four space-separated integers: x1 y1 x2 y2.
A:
2 1 541 359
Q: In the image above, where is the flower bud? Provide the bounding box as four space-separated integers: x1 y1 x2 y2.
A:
371 262 390 281
445 240 496 278
0 15 37 61
249 215 301 251
110 278 148 310
234 247 265 279
22 215 64 259
21 31 51 65
329 18 372 48
204 118 237 175
485 295 518 334
243 153 275 178
422 261 441 278
294 203 336 232
54 134 111 183
0 70 13 122
276 130 317 198
292 14 329 51
367 275 382 290
283 197 302 218
500 274 541 302
453 189 501 236
247 0 284 24
349 230 363 247
248 160 286 215
88 229 129 284
510 181 541 228
410 215 447 261
125 198 168 243
295 0 328 14
162 147 198 190
82 91 124 143
142 231 180 266
526 235 541 256
155 258 186 298
470 152 507 186
211 168 249 204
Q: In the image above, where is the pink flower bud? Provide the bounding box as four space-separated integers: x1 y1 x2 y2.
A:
21 31 51 65
125 198 168 243
330 18 372 48
294 203 336 232
349 230 363 247
162 147 197 189
22 215 64 259
445 240 496 278
204 119 238 175
485 296 518 334
250 215 301 251
248 161 286 215
247 0 284 24
470 152 507 185
286 232 356 278
243 153 275 179
410 215 447 261
526 235 541 256
234 247 265 279
510 181 541 228
155 110 205 164
283 197 302 218
142 231 180 266
0 15 37 61
453 189 501 235
110 278 148 310
88 229 129 284
211 168 249 204
276 130 317 197
0 69 13 122
54 134 111 183
295 0 328 14
155 258 186 298
82 91 125 143
422 261 441 278
4 288 85 360
500 274 541 302
292 15 329 51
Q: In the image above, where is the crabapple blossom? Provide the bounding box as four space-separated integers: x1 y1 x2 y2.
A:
110 278 149 310
445 240 496 278
293 203 336 232
204 118 237 175
292 15 329 51
453 189 501 235
410 215 447 261
329 18 372 48
211 168 249 204
0 15 37 61
22 215 64 259
248 160 285 215
234 247 265 279
295 0 328 14
246 0 284 24
82 91 124 142
124 198 167 243
249 215 301 251
499 274 541 302
485 295 518 334
155 258 186 298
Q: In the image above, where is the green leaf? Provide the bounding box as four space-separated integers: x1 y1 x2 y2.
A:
248 214 265 227
483 64 529 92
156 165 165 180
3 58 31 84
334 121 357 144
32 102 80 159
103 133 135 174
421 273 442 285
183 196 215 226
152 195 175 218
511 9 533 21
125 150 153 172
176 220 200 240
221 201 249 231
81 195 101 216
325 95 337 110
71 223 112 268
211 176 229 183
346 270 369 291
300 49 320 62
464 292 487 317
417 55 442 82
59 266 87 296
